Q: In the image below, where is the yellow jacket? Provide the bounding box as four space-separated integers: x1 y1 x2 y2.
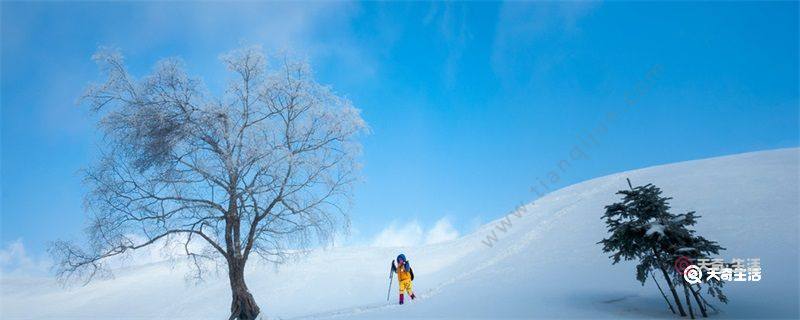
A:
396 264 412 282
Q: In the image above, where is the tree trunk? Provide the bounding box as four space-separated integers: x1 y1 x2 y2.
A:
658 265 687 317
651 272 676 314
228 259 260 320
689 284 708 317
682 282 695 319
693 284 719 313
651 246 686 317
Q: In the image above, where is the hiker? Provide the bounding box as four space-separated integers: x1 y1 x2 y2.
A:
391 253 416 305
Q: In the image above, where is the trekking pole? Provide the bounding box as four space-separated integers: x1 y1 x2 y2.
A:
386 260 395 301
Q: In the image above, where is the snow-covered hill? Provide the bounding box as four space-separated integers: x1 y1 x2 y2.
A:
2 149 798 319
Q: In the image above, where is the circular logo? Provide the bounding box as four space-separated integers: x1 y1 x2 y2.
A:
674 256 693 274
683 265 703 285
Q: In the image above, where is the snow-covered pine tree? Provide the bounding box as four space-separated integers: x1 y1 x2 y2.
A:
599 180 728 318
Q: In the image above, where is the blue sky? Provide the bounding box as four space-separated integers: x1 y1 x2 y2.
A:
1 2 798 257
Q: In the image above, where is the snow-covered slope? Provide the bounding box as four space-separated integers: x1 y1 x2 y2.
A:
2 149 798 319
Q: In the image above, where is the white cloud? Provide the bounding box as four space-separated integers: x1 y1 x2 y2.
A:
371 220 425 247
0 239 32 267
490 2 600 82
422 2 471 87
371 217 460 247
425 218 460 245
0 239 51 277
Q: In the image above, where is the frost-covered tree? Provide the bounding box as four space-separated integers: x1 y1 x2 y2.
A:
599 180 726 318
49 46 367 320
